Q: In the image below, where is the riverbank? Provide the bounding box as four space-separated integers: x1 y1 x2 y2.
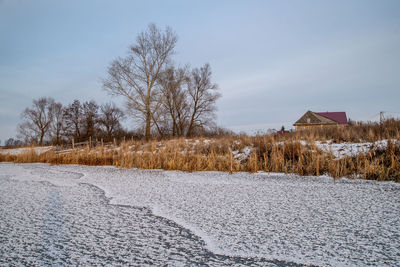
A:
1 135 399 181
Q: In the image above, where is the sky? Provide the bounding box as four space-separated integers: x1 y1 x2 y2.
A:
1 0 400 143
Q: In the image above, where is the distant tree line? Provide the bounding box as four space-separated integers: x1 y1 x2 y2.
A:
3 138 24 147
16 98 127 145
12 96 229 146
6 24 227 147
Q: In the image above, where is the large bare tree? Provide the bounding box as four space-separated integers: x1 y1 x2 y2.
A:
18 97 55 145
103 24 177 141
98 102 125 141
186 64 221 137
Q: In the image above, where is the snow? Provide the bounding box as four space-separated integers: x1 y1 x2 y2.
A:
1 174 248 265
2 139 396 161
274 139 399 159
232 146 252 162
1 163 399 266
0 146 53 155
314 139 399 158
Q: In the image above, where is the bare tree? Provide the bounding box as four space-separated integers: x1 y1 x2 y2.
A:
49 102 64 145
82 100 99 140
103 24 177 141
63 100 83 141
18 97 55 145
186 64 221 137
4 138 23 147
98 102 125 141
158 66 189 136
17 122 36 144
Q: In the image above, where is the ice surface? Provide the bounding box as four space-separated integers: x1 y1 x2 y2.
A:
1 163 399 266
1 177 288 266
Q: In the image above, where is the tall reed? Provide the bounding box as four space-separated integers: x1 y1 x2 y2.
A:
1 121 399 181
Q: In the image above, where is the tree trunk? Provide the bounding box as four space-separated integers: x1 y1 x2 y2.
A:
187 122 194 137
145 111 151 141
153 119 164 138
40 132 44 146
187 108 197 137
171 116 177 136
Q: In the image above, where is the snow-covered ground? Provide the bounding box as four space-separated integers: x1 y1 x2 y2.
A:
232 146 252 161
1 139 397 161
1 163 399 266
0 146 53 155
231 139 399 162
312 139 398 159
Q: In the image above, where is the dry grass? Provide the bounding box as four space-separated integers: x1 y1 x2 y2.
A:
283 118 400 143
1 120 399 182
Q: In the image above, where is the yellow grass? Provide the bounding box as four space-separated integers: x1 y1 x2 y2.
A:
1 120 399 181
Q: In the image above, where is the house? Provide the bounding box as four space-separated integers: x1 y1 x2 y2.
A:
293 111 347 131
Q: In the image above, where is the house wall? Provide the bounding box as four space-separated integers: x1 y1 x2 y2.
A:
295 124 340 131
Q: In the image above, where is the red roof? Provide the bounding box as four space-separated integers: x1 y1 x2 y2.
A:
316 112 347 125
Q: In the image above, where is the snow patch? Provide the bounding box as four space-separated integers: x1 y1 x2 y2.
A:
314 139 399 158
0 146 53 155
232 146 252 162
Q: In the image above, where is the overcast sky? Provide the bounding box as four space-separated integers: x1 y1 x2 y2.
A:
1 0 400 143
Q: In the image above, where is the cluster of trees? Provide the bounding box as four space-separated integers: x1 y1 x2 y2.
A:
103 24 221 140
9 24 223 146
3 138 24 147
17 98 126 145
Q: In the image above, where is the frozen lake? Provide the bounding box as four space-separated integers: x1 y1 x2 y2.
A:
0 163 399 266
